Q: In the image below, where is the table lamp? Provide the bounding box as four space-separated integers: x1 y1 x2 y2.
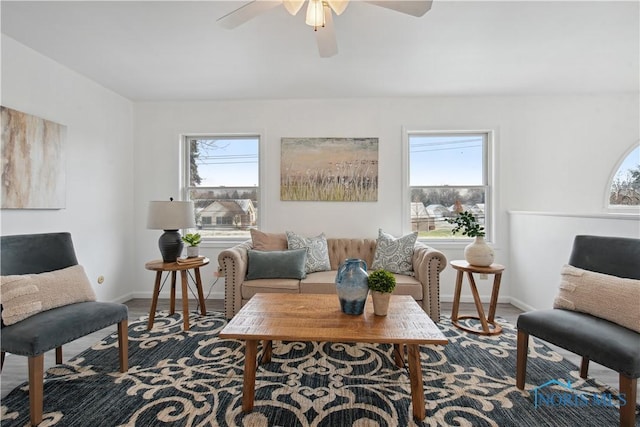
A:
147 198 196 262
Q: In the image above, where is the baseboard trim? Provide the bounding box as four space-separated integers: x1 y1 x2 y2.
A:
111 293 135 304
505 297 536 312
440 294 511 304
131 291 226 300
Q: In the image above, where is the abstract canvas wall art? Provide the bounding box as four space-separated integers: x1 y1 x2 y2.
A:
1 106 66 209
281 137 378 202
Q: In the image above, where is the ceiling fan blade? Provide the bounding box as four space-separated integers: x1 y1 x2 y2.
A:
364 0 432 17
217 0 283 29
283 0 305 15
316 7 338 57
326 0 349 15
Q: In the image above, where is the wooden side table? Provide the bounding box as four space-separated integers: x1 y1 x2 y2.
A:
145 257 209 331
450 260 505 335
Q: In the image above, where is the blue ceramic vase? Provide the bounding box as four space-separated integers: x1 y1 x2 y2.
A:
335 258 369 315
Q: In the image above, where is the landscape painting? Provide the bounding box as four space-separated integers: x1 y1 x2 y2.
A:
1 106 66 209
281 137 378 202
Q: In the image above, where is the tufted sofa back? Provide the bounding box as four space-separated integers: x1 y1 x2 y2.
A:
326 238 377 270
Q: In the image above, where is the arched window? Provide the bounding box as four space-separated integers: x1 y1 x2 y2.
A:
608 144 640 208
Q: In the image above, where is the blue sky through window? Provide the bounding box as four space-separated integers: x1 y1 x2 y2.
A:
617 146 639 179
410 135 484 186
194 138 258 187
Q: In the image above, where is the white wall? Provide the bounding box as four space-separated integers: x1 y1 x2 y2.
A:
133 94 639 303
508 211 640 311
1 36 135 302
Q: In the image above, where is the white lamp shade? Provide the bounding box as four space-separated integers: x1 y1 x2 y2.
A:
147 200 195 230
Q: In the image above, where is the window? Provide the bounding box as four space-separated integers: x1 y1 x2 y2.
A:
608 144 640 208
405 131 492 240
183 135 260 240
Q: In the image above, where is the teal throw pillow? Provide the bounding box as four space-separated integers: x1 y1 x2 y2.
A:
246 248 308 280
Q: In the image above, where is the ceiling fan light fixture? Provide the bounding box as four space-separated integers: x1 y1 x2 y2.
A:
283 0 305 15
218 0 433 57
326 0 349 15
305 0 326 29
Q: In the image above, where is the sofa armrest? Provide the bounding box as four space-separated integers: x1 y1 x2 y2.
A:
218 240 253 319
412 242 447 322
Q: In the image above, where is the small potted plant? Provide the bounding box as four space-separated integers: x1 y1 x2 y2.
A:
367 269 396 316
446 210 494 266
181 233 202 258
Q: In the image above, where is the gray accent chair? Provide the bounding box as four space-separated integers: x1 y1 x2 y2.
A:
516 235 640 427
1 232 129 426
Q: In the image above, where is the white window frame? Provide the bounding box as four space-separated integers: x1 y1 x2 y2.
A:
401 128 495 244
181 133 265 246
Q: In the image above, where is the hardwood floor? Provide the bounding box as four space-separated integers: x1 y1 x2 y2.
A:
1 299 636 405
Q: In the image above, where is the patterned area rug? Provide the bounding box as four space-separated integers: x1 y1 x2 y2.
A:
1 311 636 426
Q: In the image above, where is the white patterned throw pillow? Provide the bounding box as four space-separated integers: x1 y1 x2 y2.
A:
371 229 417 275
286 231 331 273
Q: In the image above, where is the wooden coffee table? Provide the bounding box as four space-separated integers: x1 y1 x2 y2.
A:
219 293 448 421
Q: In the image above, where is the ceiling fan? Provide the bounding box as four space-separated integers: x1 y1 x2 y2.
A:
217 0 433 58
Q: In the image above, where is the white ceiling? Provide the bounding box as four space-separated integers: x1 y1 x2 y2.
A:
2 1 638 101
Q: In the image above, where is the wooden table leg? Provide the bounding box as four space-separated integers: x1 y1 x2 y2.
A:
194 267 207 315
407 343 426 421
180 271 190 331
242 340 258 412
169 271 177 315
261 340 272 364
487 273 502 323
451 270 463 321
148 271 162 329
393 344 405 368
467 272 490 333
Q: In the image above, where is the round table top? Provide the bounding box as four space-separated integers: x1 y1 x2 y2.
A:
449 259 505 274
145 257 210 271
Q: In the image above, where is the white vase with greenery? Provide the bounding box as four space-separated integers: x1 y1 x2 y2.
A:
464 235 494 266
446 211 494 267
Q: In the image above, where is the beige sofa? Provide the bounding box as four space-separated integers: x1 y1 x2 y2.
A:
218 238 447 322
